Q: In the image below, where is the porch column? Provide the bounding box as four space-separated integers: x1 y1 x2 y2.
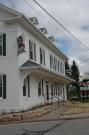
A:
64 85 67 101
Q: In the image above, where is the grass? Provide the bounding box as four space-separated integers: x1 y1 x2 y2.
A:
62 102 89 115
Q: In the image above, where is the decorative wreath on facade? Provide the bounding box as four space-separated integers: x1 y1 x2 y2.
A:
17 36 25 49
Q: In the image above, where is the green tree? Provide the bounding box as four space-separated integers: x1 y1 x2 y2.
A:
71 60 79 82
71 60 80 99
65 60 71 77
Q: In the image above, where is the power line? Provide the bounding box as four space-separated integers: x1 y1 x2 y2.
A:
2 0 89 66
24 0 87 53
23 0 89 67
32 0 89 51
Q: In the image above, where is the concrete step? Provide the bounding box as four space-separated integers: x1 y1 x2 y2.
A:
21 103 58 120
0 102 60 122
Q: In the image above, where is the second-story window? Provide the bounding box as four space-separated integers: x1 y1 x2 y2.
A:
62 63 64 73
40 48 45 65
0 33 6 56
60 62 64 73
57 60 60 72
29 40 36 61
53 57 57 71
50 55 53 69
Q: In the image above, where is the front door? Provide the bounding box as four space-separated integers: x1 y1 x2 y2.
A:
46 82 49 101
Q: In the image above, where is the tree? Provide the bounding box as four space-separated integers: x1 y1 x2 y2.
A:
70 60 80 99
65 60 71 77
71 60 79 82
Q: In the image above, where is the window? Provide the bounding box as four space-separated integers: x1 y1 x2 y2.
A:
53 57 57 71
23 75 30 97
60 62 62 73
57 60 60 72
0 33 6 56
62 63 64 73
29 40 36 61
60 62 64 73
0 74 6 99
38 79 44 96
50 55 53 69
40 48 45 65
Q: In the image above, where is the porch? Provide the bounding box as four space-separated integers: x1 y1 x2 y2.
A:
19 60 73 110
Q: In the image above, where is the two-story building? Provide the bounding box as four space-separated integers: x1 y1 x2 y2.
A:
0 3 72 114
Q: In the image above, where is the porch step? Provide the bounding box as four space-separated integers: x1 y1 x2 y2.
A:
0 102 63 122
22 102 62 120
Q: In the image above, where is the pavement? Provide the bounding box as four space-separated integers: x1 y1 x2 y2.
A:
0 102 89 124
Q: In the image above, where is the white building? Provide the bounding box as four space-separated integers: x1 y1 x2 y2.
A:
0 4 72 114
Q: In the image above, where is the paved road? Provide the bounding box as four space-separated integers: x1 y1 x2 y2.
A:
0 118 89 135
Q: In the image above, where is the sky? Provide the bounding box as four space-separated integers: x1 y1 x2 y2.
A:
0 0 89 77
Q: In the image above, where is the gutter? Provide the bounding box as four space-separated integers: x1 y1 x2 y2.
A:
1 15 22 22
2 14 68 61
22 14 68 60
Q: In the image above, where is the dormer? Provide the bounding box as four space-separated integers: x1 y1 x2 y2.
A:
29 17 39 25
48 36 55 42
39 27 48 35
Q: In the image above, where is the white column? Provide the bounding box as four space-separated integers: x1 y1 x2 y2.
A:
64 84 67 101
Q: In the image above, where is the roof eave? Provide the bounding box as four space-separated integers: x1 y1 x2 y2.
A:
3 14 68 60
0 3 22 16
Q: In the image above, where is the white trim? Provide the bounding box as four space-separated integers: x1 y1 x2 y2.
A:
3 15 68 60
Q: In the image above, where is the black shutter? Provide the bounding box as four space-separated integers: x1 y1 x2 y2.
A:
43 50 45 65
27 75 30 97
34 43 36 61
23 86 26 96
3 34 6 56
3 74 6 99
40 48 42 64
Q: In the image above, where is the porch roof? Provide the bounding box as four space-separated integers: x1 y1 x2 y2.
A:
21 60 40 68
20 60 74 84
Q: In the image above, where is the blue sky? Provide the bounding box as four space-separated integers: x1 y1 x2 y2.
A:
0 0 89 76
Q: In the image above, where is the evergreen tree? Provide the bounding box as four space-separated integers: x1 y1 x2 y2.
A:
71 60 79 82
65 61 71 77
71 60 80 99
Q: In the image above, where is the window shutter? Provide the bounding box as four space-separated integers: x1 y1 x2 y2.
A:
3 74 6 99
23 86 26 96
3 34 6 56
40 48 42 64
34 43 36 61
27 75 30 97
43 50 45 65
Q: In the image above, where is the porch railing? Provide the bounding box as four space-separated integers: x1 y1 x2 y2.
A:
44 93 64 108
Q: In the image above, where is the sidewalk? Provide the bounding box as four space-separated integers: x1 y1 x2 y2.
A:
0 102 89 124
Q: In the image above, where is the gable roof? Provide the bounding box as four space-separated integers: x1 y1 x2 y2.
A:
0 3 68 60
21 60 40 68
0 3 21 16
